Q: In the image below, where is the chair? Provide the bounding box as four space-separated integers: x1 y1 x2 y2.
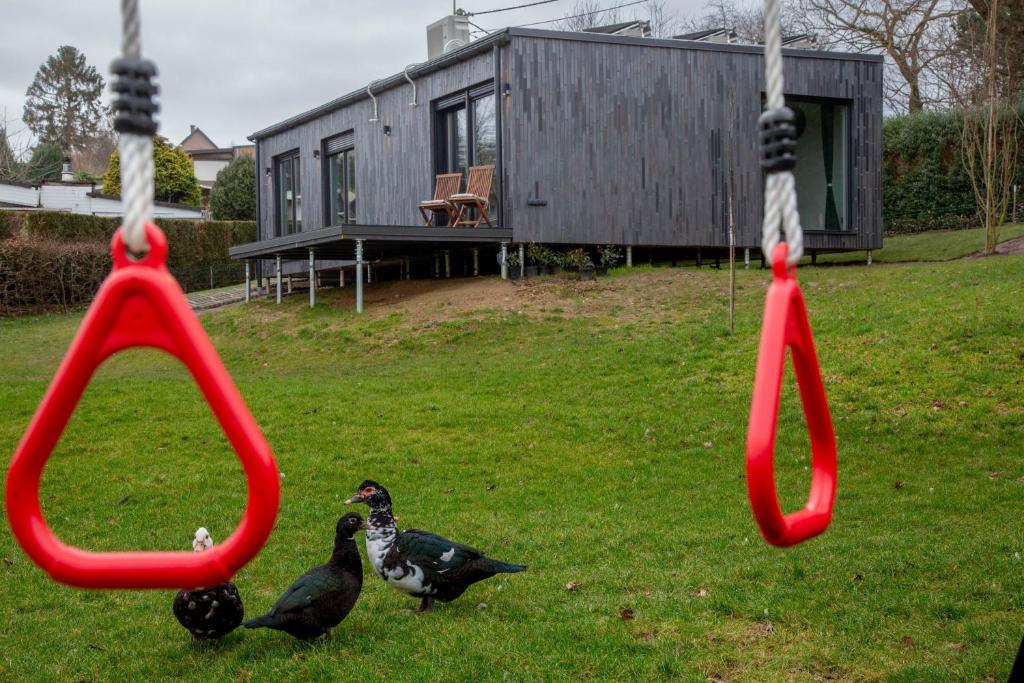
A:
418 173 463 227
450 164 495 227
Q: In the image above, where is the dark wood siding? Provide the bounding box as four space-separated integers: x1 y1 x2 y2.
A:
505 34 883 250
256 51 497 242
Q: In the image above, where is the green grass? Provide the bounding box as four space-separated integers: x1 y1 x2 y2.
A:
804 223 1024 264
1 250 1023 681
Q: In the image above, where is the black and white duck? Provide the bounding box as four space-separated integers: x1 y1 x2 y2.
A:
345 480 526 612
172 527 245 640
243 512 365 640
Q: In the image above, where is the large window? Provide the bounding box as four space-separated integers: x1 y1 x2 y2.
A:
789 98 850 232
435 83 498 212
324 132 356 226
274 150 301 236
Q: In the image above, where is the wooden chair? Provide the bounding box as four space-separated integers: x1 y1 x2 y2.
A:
450 164 495 227
418 173 462 227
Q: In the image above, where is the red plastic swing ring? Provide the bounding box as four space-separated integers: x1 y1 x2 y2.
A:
5 223 280 589
745 243 837 547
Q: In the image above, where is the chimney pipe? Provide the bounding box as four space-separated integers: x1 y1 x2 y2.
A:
61 156 73 182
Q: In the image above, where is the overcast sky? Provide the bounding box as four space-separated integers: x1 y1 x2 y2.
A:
0 0 708 150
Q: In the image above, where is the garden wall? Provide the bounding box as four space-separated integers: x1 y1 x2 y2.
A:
0 211 256 316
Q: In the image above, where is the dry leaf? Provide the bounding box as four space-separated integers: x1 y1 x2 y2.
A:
945 642 965 651
853 573 864 582
620 608 635 620
115 495 131 506
690 587 709 598
894 481 905 489
486 484 497 491
901 636 915 648
565 582 580 592
636 630 656 643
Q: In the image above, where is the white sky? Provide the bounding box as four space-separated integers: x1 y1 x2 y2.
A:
0 0 707 150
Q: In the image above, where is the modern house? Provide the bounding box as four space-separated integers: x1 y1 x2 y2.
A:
230 24 883 303
180 126 255 192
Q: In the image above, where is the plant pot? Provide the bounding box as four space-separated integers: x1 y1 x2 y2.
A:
538 265 550 275
507 266 521 280
525 265 539 277
595 265 609 276
549 264 563 275
579 267 595 281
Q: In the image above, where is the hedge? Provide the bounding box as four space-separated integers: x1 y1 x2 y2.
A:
0 238 110 314
0 211 257 316
883 108 1024 234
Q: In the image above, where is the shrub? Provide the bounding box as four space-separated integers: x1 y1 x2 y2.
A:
102 135 203 207
882 108 1024 234
209 156 256 221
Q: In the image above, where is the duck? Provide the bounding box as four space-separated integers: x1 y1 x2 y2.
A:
172 528 245 640
345 480 526 612
243 512 365 640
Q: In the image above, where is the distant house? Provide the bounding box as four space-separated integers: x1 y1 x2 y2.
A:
673 27 738 44
180 126 255 192
0 178 204 219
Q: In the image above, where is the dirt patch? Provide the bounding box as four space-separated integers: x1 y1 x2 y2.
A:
994 235 1024 255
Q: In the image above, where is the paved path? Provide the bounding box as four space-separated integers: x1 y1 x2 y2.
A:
187 286 253 311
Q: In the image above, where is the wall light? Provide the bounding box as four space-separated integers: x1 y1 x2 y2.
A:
383 125 392 136
503 82 512 97
265 167 271 177
313 149 320 159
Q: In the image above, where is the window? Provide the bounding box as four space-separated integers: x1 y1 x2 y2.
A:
324 131 356 226
434 82 498 214
788 98 850 232
274 150 301 236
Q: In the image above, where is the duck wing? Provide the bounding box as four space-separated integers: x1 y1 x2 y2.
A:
397 529 484 571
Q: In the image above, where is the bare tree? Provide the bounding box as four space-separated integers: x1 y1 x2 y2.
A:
797 0 966 112
961 0 1020 253
678 0 807 43
638 0 680 37
554 1 623 31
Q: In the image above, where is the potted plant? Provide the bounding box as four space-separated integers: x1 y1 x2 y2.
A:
548 250 564 275
505 250 522 280
527 243 548 276
565 248 595 280
596 244 622 276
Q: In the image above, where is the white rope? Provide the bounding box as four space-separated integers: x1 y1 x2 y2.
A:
761 0 803 265
118 0 153 254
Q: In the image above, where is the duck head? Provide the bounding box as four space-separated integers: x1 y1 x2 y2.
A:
192 527 213 552
336 512 367 539
345 480 392 509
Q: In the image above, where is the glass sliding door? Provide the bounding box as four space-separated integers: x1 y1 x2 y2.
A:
326 148 356 225
789 98 850 232
434 83 499 223
274 151 301 236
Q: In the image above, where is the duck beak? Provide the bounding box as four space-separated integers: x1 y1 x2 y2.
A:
344 493 365 505
359 520 368 530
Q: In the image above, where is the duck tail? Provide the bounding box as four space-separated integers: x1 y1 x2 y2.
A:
243 613 274 629
482 559 527 574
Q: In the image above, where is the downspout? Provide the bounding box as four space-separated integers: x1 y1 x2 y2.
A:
404 64 420 106
367 81 380 122
493 42 504 229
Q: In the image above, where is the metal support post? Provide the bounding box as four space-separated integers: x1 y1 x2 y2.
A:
500 242 509 280
355 239 364 313
244 261 251 302
744 248 750 270
518 244 525 279
275 255 282 304
867 250 873 265
472 248 479 276
444 250 451 278
626 245 633 268
308 249 316 307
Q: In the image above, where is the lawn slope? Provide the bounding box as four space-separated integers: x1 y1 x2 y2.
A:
1 253 1022 681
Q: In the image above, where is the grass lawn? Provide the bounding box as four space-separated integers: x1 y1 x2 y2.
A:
802 223 1024 265
1 250 1022 681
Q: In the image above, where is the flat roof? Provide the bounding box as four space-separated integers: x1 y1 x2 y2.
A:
249 27 883 142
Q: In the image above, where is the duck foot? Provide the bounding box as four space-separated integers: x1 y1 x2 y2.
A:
417 597 434 613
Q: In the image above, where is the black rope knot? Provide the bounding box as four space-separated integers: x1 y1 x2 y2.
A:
110 58 159 136
758 107 797 173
